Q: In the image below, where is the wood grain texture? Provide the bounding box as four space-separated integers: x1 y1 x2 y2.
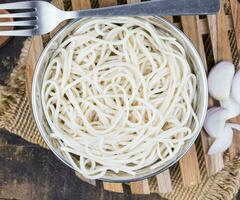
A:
202 0 233 175
103 183 124 193
207 15 218 61
199 62 225 175
208 2 232 62
201 131 224 176
201 92 225 176
1 145 99 200
197 16 232 36
200 7 228 175
229 0 240 157
127 0 141 3
182 16 207 67
25 36 44 100
229 122 240 159
201 97 225 175
178 16 202 186
230 0 240 56
200 102 225 172
156 170 172 193
130 180 150 194
71 0 91 10
180 145 201 186
52 0 65 10
209 0 240 160
2 140 154 200
99 0 117 7
195 17 208 69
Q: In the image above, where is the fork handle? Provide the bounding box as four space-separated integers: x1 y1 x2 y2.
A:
63 0 220 19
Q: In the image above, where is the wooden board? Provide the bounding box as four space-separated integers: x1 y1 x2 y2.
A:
25 36 44 100
229 0 240 159
71 0 91 10
179 16 202 187
103 183 123 193
99 0 117 7
130 180 150 194
156 170 172 193
25 0 240 195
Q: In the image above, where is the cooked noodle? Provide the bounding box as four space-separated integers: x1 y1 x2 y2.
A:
41 17 199 179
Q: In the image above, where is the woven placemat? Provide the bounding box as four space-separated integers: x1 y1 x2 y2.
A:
1 6 240 197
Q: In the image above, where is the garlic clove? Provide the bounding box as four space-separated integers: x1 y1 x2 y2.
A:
208 125 233 155
204 107 228 138
228 123 240 131
205 106 222 117
220 96 240 119
231 70 240 105
208 61 235 101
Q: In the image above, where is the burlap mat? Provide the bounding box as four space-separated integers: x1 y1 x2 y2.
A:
1 34 240 200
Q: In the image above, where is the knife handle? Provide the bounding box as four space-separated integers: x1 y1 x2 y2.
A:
64 0 221 19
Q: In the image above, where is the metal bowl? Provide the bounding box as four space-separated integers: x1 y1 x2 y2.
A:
32 17 208 183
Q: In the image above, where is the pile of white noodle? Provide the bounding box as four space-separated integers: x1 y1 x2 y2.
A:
42 17 199 179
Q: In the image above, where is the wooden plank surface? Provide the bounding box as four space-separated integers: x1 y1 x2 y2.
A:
208 2 232 62
207 15 218 61
197 11 226 176
229 116 240 159
99 0 117 7
203 1 234 175
201 96 224 176
25 36 44 100
71 0 91 10
209 0 240 160
229 0 240 159
103 183 124 193
179 16 202 187
179 145 201 186
0 131 138 200
156 170 172 193
130 180 150 194
127 0 141 3
230 0 240 57
198 15 232 35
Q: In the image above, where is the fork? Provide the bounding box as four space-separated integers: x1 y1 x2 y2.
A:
0 0 220 36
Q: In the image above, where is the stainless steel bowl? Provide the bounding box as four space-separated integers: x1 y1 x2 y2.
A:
32 17 208 183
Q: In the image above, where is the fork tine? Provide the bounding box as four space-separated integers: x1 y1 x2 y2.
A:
0 29 35 36
0 20 37 26
0 1 33 10
0 12 36 18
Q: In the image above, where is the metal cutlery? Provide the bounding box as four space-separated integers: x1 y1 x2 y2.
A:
0 0 220 36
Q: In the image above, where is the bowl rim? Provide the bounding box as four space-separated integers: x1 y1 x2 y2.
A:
32 16 208 183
